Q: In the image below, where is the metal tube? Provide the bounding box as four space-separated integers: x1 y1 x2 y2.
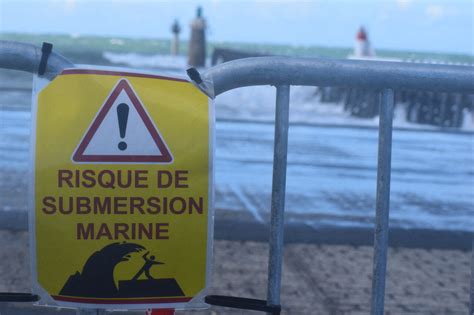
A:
470 235 473 315
0 40 74 79
76 309 106 315
200 56 474 96
266 85 290 313
371 88 394 315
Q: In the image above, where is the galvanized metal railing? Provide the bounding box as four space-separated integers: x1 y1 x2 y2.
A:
1 40 474 314
195 56 473 314
0 40 73 79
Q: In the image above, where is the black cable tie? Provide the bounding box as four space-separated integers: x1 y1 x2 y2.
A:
38 42 53 76
0 292 40 302
205 295 281 314
186 67 203 84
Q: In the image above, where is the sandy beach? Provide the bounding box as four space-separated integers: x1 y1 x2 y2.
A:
0 229 471 314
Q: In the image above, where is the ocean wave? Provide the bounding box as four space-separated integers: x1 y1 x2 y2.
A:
103 52 188 70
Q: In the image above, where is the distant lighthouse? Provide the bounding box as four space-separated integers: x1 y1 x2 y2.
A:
354 26 375 58
188 6 207 67
171 19 181 56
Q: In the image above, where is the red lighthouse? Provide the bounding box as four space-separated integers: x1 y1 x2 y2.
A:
354 26 374 58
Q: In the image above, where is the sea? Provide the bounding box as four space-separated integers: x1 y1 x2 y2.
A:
1 33 473 232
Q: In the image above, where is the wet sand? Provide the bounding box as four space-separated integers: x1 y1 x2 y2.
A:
0 230 471 314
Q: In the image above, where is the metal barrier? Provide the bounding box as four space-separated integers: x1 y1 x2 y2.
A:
1 40 473 314
0 41 73 79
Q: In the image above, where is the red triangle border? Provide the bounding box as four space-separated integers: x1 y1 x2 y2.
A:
72 79 173 163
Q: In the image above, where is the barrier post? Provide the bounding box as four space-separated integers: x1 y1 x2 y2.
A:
266 85 290 314
470 236 473 315
371 88 394 314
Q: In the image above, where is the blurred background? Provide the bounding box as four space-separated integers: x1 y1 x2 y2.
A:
0 1 473 313
1 0 472 231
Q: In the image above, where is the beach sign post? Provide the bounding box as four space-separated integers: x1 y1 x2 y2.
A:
30 68 213 310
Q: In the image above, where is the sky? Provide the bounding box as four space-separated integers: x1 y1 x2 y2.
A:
0 0 472 55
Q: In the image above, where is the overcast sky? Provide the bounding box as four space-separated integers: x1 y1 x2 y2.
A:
1 0 472 54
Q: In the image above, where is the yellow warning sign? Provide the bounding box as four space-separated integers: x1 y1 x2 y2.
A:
31 69 213 309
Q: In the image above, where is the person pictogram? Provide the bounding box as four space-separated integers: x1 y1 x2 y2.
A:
132 251 164 281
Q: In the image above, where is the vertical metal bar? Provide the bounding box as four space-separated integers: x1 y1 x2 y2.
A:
470 235 473 315
371 88 394 315
266 85 290 314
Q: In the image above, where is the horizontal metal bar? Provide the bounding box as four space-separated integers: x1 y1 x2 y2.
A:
76 309 106 315
2 41 472 96
0 40 74 80
201 56 474 96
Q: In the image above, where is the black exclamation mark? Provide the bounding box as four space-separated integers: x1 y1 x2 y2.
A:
117 103 129 151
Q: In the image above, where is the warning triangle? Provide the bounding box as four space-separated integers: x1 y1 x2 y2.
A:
72 79 173 163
